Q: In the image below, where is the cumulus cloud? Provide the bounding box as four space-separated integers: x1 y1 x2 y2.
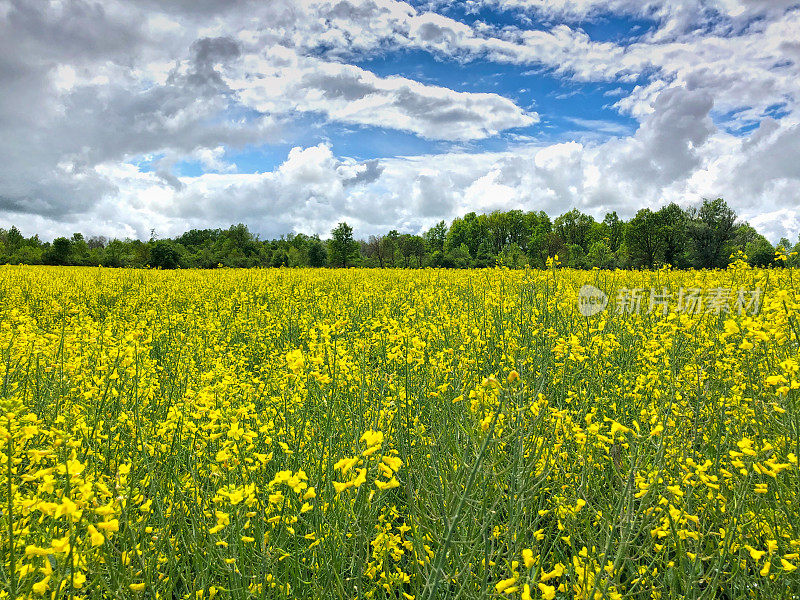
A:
10 86 800 244
0 0 799 243
455 0 796 32
228 47 536 141
0 0 538 229
606 87 716 187
410 1 800 124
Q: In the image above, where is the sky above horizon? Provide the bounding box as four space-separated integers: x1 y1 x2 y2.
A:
1 0 799 243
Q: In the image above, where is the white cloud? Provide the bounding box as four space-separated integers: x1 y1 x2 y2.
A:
228 47 537 141
9 88 799 244
1 0 799 243
457 0 796 32
402 2 800 126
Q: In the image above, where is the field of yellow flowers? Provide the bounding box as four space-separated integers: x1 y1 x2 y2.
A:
2 261 800 599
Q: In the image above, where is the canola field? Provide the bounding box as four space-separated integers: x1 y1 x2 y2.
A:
1 261 800 599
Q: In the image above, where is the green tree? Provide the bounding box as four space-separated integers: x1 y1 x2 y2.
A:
6 226 25 254
525 212 553 267
497 242 526 268
176 228 221 250
307 238 328 267
381 230 399 267
214 224 259 267
688 198 737 269
587 240 614 269
554 209 597 252
363 236 384 267
150 239 181 269
625 209 662 268
45 237 73 266
565 243 589 269
71 233 90 265
423 221 448 253
445 212 487 258
602 212 624 252
745 235 775 267
397 234 426 267
656 203 690 268
776 237 792 265
733 223 759 253
329 222 359 268
102 239 126 267
271 248 289 267
11 245 43 265
445 244 471 268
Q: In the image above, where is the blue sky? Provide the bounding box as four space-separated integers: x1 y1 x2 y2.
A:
1 0 799 242
165 52 641 177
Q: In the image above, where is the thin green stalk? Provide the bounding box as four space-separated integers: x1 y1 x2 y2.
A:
419 392 505 600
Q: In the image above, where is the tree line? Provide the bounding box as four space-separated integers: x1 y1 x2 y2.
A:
1 199 796 270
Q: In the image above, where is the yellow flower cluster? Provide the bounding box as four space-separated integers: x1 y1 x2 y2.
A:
1 262 800 599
